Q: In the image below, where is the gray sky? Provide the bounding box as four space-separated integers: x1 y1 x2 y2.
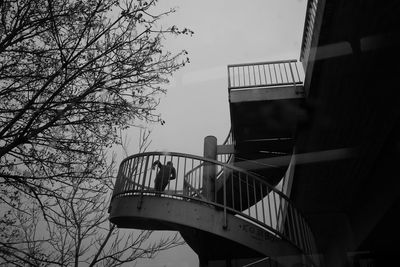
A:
124 0 307 266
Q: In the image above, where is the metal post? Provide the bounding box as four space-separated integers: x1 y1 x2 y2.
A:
203 136 217 202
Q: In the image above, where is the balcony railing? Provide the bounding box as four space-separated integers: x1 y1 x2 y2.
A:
227 60 302 90
111 152 317 257
300 0 320 70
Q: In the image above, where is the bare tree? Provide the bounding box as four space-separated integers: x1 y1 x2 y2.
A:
0 0 192 197
0 153 185 266
0 0 191 265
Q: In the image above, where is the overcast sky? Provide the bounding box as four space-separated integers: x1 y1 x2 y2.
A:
123 0 307 266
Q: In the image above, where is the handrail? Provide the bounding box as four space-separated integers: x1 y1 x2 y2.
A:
228 59 297 68
227 59 302 90
112 152 317 257
217 129 234 165
221 128 234 148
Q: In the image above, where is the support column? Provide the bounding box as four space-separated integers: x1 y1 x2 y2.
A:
203 136 217 201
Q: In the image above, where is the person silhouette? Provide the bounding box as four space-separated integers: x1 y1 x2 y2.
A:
152 160 176 193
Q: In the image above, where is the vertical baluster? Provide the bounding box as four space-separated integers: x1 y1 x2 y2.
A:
298 216 307 253
268 64 273 85
241 66 245 86
233 67 236 88
294 62 301 83
257 65 262 86
149 156 154 192
253 178 258 220
300 216 311 254
231 170 235 210
174 157 180 194
242 66 245 87
143 155 150 190
272 191 278 230
117 161 126 195
138 156 145 192
290 205 299 247
283 63 289 83
127 159 134 195
233 66 235 88
120 161 129 195
156 154 161 190
273 64 278 84
122 160 130 193
277 195 283 232
279 196 285 232
247 66 251 87
196 162 203 194
276 193 282 231
286 205 294 245
193 164 197 195
228 66 232 88
197 161 200 196
123 161 130 193
246 175 250 216
263 64 268 85
288 62 297 89
128 159 137 192
133 159 138 192
280 198 287 237
260 183 266 225
191 159 194 195
166 156 173 192
138 155 150 209
278 64 283 84
214 163 218 202
237 67 241 87
187 164 191 197
146 155 154 190
135 157 142 191
286 204 293 244
267 188 273 228
190 162 193 197
197 162 201 194
156 156 164 194
234 67 237 87
238 67 241 87
114 163 123 196
199 161 203 196
223 165 227 228
183 157 187 197
238 172 243 211
252 65 256 86
293 208 304 251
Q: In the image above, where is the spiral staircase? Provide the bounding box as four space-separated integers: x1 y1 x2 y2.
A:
108 59 319 266
109 151 318 266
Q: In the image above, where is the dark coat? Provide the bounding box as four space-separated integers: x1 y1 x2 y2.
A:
153 161 176 192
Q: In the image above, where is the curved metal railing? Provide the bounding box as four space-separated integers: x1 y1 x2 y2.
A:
111 152 317 257
217 129 234 164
